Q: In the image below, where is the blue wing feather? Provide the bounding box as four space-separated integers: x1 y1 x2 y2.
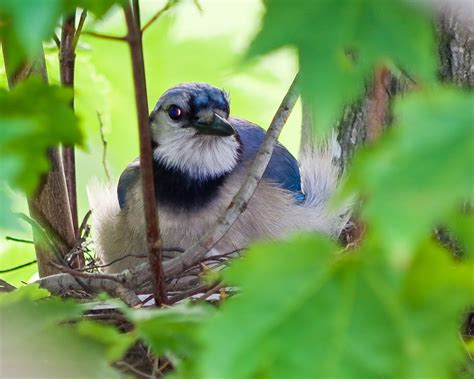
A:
231 118 304 200
117 159 140 209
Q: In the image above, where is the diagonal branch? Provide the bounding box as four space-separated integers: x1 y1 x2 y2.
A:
141 0 179 33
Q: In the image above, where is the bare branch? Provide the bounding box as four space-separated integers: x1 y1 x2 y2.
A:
5 236 34 244
123 2 167 305
97 112 111 180
0 279 16 293
82 31 126 42
141 0 179 33
72 9 88 51
0 260 37 274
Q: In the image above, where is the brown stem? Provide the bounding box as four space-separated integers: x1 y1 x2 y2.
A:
123 2 167 305
82 31 126 41
60 12 85 269
367 66 391 143
141 0 177 33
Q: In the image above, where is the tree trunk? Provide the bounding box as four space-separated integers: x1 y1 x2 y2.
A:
2 44 76 277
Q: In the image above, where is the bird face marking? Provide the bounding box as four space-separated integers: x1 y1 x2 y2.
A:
150 83 241 180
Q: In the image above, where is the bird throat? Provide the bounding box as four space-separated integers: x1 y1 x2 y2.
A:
152 158 230 211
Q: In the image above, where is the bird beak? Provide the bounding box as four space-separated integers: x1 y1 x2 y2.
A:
194 113 235 136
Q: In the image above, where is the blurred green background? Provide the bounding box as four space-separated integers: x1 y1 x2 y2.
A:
0 0 302 285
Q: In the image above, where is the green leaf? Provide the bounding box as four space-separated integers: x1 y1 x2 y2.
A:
70 0 127 19
189 235 473 379
124 303 212 361
347 86 474 253
0 287 122 377
0 0 63 68
247 0 436 133
0 78 82 229
76 320 136 362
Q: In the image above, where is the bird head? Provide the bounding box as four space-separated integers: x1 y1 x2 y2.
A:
149 83 240 180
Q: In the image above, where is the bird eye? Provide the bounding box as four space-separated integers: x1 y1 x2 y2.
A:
168 105 182 120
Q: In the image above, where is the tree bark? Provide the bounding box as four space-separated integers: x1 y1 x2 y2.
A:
2 43 76 277
437 7 473 88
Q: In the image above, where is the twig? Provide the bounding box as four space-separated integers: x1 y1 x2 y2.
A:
141 0 179 33
53 34 61 49
81 254 148 271
0 260 37 274
78 210 92 238
82 31 126 42
72 9 88 51
195 282 223 303
97 112 111 180
49 262 141 307
161 73 300 277
123 1 167 305
116 361 153 379
5 236 34 244
17 213 65 265
0 279 16 293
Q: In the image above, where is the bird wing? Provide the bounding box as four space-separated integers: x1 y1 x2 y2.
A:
117 158 140 209
231 117 304 200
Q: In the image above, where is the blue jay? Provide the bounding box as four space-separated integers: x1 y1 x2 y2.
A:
88 83 349 272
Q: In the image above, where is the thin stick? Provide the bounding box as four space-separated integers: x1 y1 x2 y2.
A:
0 260 37 273
141 0 178 33
123 1 167 305
82 31 126 42
72 10 88 51
162 74 300 277
5 236 34 244
0 279 16 293
97 112 111 180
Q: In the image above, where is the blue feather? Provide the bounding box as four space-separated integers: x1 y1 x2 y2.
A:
232 118 304 201
117 159 140 209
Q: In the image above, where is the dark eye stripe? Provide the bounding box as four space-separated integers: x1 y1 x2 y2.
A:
168 105 182 120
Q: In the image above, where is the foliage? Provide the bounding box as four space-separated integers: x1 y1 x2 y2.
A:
0 78 82 228
183 236 473 378
347 86 474 253
248 0 436 133
0 0 125 71
1 0 473 378
0 285 123 378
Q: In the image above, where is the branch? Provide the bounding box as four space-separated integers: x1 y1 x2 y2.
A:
97 112 111 180
162 73 300 277
123 2 167 305
0 260 37 274
82 31 126 42
72 9 88 51
60 12 80 252
141 0 179 33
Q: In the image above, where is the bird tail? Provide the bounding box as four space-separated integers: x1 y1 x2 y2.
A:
86 181 122 264
299 131 352 237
